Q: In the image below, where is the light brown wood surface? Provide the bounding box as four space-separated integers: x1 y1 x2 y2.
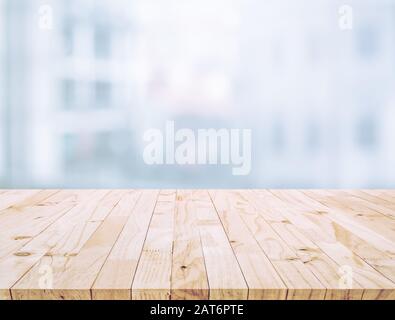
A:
0 189 394 300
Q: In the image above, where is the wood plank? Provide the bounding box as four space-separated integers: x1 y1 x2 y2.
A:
0 190 94 232
267 190 395 300
245 190 363 300
0 190 65 300
0 190 103 258
304 190 395 243
11 190 138 300
0 190 62 258
132 190 176 300
0 190 58 218
0 191 75 245
323 190 395 221
300 191 395 259
0 189 393 300
0 289 11 300
0 190 45 212
289 191 395 291
50 192 136 299
171 190 209 300
364 190 395 204
360 190 395 206
342 190 395 220
233 190 329 300
91 190 159 300
209 190 287 300
0 190 99 297
184 190 248 300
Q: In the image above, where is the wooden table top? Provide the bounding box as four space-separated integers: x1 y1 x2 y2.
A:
0 189 394 300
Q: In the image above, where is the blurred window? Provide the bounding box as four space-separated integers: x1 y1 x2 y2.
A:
356 25 379 59
306 121 320 153
95 132 113 162
63 134 78 166
357 114 377 150
272 119 285 154
94 24 111 59
62 79 76 110
63 19 74 56
94 81 112 108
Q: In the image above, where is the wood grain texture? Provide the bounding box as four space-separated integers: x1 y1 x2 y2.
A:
0 189 393 300
187 190 247 299
171 190 209 300
132 190 176 300
0 190 45 212
1 190 98 298
92 190 159 300
209 190 288 300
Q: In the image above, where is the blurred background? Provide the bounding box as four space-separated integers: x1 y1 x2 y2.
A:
0 0 394 188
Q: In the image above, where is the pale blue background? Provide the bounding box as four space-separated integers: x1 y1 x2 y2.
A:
0 0 394 188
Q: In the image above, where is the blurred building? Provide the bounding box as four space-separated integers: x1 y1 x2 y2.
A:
236 0 395 187
2 0 139 187
0 0 394 188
